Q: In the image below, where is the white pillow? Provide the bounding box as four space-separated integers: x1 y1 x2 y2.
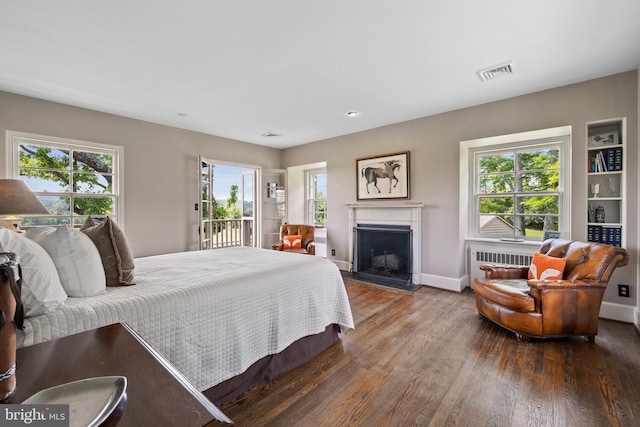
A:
26 226 106 297
0 227 67 317
23 226 54 240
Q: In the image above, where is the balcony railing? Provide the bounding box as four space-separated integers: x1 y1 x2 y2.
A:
202 218 253 249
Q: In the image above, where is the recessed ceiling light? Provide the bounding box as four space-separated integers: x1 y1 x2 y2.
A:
346 111 359 117
261 132 282 138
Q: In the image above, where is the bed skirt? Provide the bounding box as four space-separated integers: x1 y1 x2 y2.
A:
204 324 340 405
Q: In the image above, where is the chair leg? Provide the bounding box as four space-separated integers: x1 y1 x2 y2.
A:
586 335 595 343
515 333 531 342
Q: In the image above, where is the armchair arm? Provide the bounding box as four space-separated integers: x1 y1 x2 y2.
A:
527 279 607 289
272 242 284 251
479 264 529 280
306 242 316 255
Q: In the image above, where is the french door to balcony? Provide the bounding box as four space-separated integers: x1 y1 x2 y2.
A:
199 156 258 250
198 157 286 250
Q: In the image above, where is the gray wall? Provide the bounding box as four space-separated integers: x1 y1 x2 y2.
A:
1 71 637 310
283 71 639 307
0 91 282 257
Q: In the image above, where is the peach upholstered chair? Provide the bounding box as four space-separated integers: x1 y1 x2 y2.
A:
473 239 629 342
271 224 316 255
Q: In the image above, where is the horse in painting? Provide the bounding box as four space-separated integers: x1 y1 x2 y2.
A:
361 161 401 194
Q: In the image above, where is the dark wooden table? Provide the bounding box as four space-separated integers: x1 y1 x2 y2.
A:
5 323 231 426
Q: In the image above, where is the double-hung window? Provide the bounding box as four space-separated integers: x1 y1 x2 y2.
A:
7 131 123 227
461 127 571 241
306 169 327 226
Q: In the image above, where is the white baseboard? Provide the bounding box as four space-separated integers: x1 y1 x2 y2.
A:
335 262 470 293
418 273 466 292
599 301 635 323
333 260 350 272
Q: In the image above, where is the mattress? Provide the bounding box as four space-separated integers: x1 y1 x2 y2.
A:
17 247 354 391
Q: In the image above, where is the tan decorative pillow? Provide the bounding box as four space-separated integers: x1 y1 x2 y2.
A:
81 217 135 286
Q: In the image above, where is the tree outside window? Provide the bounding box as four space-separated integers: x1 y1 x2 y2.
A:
10 133 121 227
307 170 327 226
477 145 560 240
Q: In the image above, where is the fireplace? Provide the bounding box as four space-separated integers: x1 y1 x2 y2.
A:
347 203 423 291
353 224 414 289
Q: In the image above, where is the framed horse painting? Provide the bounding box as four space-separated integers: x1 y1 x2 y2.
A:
356 151 410 200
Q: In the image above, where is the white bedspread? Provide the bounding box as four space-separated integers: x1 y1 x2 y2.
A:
18 247 354 391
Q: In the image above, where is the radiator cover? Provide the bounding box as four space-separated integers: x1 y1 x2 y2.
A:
467 243 537 286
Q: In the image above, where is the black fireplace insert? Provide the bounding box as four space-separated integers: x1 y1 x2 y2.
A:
352 223 416 290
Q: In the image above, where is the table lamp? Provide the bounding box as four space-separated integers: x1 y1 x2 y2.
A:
0 179 49 232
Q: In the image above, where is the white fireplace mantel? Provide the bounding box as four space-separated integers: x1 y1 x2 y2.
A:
346 202 423 285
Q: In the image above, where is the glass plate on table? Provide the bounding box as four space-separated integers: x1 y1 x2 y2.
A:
22 376 127 427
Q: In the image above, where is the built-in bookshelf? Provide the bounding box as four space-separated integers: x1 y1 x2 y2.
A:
262 169 287 249
586 118 626 247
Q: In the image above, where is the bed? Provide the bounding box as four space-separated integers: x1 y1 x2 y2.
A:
15 246 355 404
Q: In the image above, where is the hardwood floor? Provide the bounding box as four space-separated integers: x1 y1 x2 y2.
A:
220 278 640 426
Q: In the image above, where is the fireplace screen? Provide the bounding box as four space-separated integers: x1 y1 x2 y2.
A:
353 224 412 285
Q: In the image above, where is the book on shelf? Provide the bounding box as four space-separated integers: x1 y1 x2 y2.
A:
614 146 622 171
588 147 622 173
607 149 615 171
587 225 622 247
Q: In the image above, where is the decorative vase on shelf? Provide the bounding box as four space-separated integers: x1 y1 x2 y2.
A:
595 205 605 223
588 204 595 223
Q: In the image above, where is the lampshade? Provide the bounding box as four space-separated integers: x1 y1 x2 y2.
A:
0 179 48 216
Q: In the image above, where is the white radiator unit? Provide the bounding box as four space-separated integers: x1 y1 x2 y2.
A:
467 243 537 286
314 228 327 258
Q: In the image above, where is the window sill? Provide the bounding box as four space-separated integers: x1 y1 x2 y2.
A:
464 237 542 248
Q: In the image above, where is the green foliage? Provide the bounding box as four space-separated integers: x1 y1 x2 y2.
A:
479 149 559 233
19 145 114 221
226 185 238 209
314 200 327 226
216 205 228 220
214 184 243 220
227 205 242 219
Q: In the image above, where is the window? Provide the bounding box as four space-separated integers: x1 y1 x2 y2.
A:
7 131 123 227
306 169 327 226
460 127 571 241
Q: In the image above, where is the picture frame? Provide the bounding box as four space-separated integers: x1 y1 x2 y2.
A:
589 131 618 146
543 230 560 241
356 151 410 200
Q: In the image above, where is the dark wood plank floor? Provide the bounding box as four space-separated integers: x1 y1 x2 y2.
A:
221 278 640 426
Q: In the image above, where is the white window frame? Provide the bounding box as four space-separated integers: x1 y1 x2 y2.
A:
306 168 327 226
460 126 571 242
5 130 124 227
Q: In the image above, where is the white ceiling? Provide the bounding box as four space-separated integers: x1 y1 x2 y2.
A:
1 1 639 149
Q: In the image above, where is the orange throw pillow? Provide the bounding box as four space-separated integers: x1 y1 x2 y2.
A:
528 253 566 280
283 235 302 249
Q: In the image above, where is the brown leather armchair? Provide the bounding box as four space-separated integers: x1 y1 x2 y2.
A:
473 239 629 342
271 224 316 255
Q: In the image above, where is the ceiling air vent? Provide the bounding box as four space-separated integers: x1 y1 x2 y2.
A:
261 132 282 138
478 62 514 82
